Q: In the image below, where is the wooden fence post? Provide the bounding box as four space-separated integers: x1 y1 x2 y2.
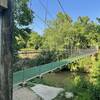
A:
0 0 14 100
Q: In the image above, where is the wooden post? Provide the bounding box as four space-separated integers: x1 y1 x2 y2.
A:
0 0 13 100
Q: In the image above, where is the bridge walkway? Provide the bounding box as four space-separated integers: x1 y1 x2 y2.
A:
13 49 97 86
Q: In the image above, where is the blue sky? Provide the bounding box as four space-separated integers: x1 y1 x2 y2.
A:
29 0 100 35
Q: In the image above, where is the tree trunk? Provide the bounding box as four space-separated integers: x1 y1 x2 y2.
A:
0 0 14 100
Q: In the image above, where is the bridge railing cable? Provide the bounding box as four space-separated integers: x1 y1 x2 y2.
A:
13 48 97 86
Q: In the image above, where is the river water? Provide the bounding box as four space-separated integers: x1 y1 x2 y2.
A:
32 70 89 91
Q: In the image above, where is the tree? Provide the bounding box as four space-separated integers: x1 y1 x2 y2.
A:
43 12 72 51
14 0 34 50
73 16 98 48
96 18 100 48
27 32 42 49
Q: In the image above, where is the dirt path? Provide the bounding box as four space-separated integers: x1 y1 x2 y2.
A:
13 87 41 100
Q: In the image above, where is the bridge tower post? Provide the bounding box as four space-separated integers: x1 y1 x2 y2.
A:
0 0 14 100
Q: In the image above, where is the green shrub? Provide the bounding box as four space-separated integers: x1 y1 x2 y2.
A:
74 91 92 100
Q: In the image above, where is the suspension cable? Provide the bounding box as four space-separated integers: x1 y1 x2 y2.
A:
35 13 52 29
38 0 53 19
57 0 71 22
29 0 53 30
44 0 48 25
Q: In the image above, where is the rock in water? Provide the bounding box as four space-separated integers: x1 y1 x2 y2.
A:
65 92 74 99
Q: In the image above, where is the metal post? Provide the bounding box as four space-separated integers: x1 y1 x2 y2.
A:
0 0 14 100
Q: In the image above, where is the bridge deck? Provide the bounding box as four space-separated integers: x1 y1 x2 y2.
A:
13 50 97 86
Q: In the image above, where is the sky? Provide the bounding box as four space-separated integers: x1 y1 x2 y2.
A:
29 0 100 35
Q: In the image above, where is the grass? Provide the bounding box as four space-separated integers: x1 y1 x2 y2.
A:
29 71 88 91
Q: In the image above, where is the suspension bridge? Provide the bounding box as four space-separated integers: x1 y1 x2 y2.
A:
13 49 97 86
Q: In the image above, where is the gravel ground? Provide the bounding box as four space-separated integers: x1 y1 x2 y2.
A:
13 87 41 100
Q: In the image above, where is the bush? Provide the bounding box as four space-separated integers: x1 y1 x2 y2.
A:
89 60 100 100
74 91 92 100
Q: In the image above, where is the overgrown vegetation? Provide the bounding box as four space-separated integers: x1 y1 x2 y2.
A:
14 1 100 99
14 11 100 71
27 52 100 100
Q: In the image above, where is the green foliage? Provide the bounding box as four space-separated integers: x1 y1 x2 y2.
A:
74 92 92 100
73 53 100 100
14 0 34 50
72 75 93 100
90 60 100 83
27 32 42 49
68 62 79 72
88 84 100 100
36 50 58 65
13 8 100 99
53 91 72 100
42 12 100 51
14 10 100 53
43 12 72 50
74 75 89 90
